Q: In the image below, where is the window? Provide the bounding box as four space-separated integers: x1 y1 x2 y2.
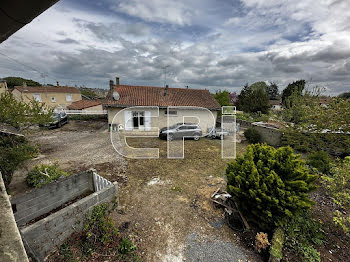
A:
165 110 177 116
33 94 41 102
66 94 72 102
132 111 144 129
178 126 187 130
51 96 56 102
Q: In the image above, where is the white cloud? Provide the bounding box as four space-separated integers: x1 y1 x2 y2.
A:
115 0 195 25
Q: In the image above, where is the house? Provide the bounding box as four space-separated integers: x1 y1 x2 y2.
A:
103 77 221 132
269 100 282 111
12 82 82 109
0 79 8 95
67 100 103 112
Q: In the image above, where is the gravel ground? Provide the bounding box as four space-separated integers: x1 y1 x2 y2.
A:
9 120 128 195
184 232 247 262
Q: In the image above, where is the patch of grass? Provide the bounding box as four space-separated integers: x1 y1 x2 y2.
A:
284 212 324 262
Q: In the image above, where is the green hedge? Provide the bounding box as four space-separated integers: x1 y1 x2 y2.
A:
282 130 350 157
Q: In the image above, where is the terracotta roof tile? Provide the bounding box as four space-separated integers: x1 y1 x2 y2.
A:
104 85 220 110
14 85 80 94
67 100 101 110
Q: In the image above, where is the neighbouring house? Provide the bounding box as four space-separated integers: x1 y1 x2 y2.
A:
12 82 82 109
104 77 221 132
269 100 282 111
67 100 103 112
0 79 8 95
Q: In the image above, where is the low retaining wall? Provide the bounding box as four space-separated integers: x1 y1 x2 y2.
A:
252 122 282 146
236 119 253 128
10 170 118 261
0 172 29 262
11 170 95 226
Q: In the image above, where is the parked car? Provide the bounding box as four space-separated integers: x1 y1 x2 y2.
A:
208 127 229 139
159 123 202 141
41 112 68 128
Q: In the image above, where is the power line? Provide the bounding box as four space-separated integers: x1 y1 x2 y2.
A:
0 52 57 83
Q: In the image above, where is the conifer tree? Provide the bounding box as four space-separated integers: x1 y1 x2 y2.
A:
226 144 318 230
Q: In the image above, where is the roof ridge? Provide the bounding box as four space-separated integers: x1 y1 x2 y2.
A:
116 84 210 92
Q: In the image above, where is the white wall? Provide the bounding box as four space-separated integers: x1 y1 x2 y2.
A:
108 107 217 133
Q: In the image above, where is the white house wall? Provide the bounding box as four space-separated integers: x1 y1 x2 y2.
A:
108 107 217 133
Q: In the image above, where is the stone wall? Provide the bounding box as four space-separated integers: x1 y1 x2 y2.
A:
0 172 29 262
11 170 94 226
236 119 253 128
252 122 282 146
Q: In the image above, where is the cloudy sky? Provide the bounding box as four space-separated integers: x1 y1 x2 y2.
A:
1 0 350 95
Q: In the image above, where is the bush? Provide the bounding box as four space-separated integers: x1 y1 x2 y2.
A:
0 134 38 189
322 157 350 233
226 144 318 230
244 128 261 143
26 163 69 188
284 212 323 262
281 129 350 157
306 151 332 175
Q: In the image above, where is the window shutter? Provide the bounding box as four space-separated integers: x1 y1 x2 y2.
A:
145 111 151 131
124 110 133 130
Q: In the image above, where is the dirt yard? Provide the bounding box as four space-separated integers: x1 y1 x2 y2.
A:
10 120 262 262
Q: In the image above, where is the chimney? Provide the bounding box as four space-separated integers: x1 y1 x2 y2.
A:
108 79 114 99
164 84 169 97
56 81 59 87
116 77 120 88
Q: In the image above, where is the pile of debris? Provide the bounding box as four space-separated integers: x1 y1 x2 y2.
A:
210 188 250 231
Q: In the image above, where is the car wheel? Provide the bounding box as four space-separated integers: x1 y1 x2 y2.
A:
194 134 200 141
167 134 174 141
57 122 62 128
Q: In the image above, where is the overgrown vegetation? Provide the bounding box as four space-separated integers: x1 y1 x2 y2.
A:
26 163 70 188
322 157 350 233
0 134 38 189
55 203 140 261
281 130 350 157
244 127 261 143
306 151 333 175
81 203 119 256
0 92 55 188
226 144 318 230
284 211 323 262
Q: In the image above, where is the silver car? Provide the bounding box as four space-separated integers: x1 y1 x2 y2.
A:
159 123 202 141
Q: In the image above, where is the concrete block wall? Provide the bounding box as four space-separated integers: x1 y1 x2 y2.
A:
0 172 29 262
21 183 118 261
252 122 282 146
11 170 94 226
